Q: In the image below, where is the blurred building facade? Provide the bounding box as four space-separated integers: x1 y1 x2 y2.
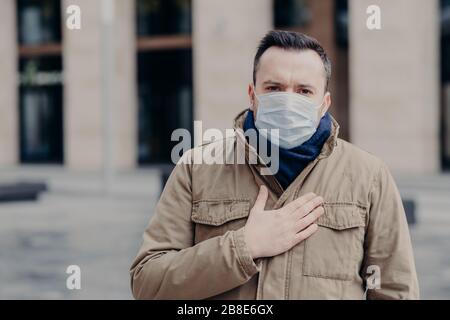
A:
0 0 448 175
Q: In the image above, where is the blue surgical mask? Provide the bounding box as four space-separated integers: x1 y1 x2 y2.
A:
254 91 324 149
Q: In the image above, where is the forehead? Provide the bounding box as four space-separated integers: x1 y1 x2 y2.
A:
257 46 326 89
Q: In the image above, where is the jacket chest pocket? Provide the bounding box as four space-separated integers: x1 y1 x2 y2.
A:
302 203 366 281
191 199 250 244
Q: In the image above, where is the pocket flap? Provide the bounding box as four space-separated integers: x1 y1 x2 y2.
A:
192 199 250 226
316 203 365 230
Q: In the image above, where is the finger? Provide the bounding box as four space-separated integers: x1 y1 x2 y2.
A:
293 206 324 233
252 185 268 213
291 196 324 220
292 223 318 246
283 192 317 213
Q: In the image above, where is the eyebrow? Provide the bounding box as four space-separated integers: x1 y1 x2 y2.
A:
262 80 284 86
262 80 316 91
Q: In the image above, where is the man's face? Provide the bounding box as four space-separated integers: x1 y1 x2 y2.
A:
248 47 331 122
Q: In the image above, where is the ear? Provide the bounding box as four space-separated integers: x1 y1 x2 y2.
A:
320 91 332 116
248 83 256 112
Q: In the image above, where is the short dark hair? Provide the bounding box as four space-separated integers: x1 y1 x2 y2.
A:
253 30 331 92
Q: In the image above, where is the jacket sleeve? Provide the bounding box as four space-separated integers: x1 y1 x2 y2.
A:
362 161 420 299
129 150 260 299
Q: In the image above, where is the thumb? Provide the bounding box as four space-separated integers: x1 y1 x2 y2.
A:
252 185 268 213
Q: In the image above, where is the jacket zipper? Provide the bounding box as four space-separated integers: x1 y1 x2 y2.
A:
283 157 321 299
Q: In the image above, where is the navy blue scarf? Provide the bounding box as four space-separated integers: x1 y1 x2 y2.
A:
243 110 332 190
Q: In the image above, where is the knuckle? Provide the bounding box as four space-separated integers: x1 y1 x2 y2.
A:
303 204 313 214
315 196 324 205
299 206 308 216
317 206 325 216
312 207 323 218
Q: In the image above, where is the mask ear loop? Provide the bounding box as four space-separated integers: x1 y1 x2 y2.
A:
317 94 328 119
251 85 260 112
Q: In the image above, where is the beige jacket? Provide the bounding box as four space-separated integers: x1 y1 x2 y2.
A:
130 110 419 300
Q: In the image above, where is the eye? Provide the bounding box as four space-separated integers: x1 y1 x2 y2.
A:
298 88 313 96
266 86 280 92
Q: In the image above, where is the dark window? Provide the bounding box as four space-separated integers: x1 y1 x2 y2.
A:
17 0 61 45
274 0 311 29
442 0 450 83
335 0 348 48
137 0 191 36
17 0 63 164
137 50 192 164
137 0 193 164
19 57 63 163
441 0 450 169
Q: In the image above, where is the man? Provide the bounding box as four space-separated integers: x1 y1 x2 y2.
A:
130 30 419 299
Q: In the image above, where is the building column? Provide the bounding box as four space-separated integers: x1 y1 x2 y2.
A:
349 0 440 174
63 0 137 171
193 0 273 133
0 0 18 166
